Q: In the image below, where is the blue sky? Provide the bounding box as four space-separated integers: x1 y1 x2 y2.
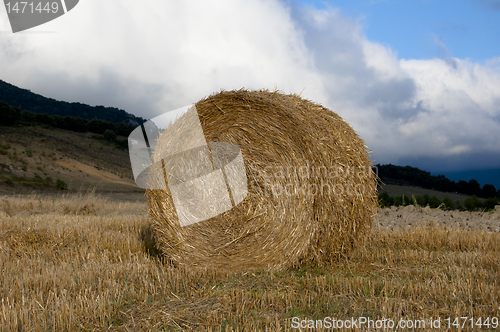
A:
298 0 500 60
1 0 500 183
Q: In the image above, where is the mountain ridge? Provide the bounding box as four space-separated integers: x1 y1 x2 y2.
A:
0 79 146 125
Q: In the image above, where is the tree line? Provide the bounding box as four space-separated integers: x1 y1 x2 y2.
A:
0 101 134 149
378 192 499 212
377 164 499 199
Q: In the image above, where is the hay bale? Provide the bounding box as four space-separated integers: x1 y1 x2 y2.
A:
146 89 377 271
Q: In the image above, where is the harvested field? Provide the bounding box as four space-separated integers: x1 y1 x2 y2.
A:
376 205 500 232
1 192 499 330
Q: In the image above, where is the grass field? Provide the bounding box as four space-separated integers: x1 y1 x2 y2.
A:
1 192 499 331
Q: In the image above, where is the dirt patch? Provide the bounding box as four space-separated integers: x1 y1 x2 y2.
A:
56 159 136 187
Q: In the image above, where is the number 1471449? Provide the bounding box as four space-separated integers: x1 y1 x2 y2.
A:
5 2 60 14
445 317 499 329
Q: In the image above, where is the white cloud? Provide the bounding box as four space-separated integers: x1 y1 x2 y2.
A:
0 0 325 114
1 0 499 170
400 58 500 153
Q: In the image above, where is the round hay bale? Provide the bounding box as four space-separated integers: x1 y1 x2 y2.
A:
147 89 377 271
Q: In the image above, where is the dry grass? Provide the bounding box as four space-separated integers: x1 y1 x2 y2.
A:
1 193 499 331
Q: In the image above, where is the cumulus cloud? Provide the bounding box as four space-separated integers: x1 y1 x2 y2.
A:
0 0 499 171
397 57 500 168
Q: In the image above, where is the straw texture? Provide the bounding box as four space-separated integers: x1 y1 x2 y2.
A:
147 89 377 271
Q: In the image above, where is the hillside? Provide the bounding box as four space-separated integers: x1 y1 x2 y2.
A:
0 125 144 195
0 79 146 125
378 183 477 205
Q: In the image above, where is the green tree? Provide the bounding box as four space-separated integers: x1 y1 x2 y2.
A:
0 101 20 126
35 113 56 127
483 197 499 211
457 180 468 195
428 196 441 208
442 197 455 210
103 129 117 142
481 184 497 198
56 179 67 191
378 192 395 207
88 119 116 135
20 109 36 124
464 195 482 211
61 116 87 132
394 195 410 207
467 179 481 196
415 195 427 206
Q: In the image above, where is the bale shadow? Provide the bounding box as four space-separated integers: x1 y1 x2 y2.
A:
139 224 163 258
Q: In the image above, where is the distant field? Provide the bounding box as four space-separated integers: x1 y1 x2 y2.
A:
379 184 479 204
1 192 499 330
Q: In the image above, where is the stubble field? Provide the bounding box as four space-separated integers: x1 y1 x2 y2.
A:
1 192 499 331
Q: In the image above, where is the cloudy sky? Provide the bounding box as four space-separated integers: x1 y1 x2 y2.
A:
1 0 499 173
